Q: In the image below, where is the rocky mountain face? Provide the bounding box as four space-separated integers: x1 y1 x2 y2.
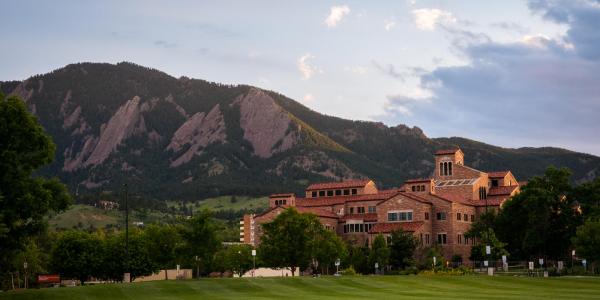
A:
2 62 599 200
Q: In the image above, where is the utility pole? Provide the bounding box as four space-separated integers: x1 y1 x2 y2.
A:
123 183 130 282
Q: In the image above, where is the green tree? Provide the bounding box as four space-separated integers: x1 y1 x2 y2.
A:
344 242 370 274
0 93 71 272
144 224 184 280
572 177 600 220
572 221 600 274
258 208 318 276
465 212 508 261
311 229 347 274
101 230 158 282
50 231 102 284
180 210 221 275
223 244 253 277
495 167 582 260
368 235 390 273
389 228 418 269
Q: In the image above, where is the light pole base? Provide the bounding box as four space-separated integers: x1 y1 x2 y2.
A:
123 273 131 283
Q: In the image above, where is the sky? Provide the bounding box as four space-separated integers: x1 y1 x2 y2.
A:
1 0 599 155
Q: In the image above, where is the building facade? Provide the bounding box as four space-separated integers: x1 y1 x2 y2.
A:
241 148 521 261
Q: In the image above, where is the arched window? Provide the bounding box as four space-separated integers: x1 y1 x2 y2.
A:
448 162 453 175
439 162 444 176
443 162 448 176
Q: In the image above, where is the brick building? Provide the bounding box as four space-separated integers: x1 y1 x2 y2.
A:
241 148 520 261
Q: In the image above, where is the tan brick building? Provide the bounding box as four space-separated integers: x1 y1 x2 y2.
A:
241 148 520 262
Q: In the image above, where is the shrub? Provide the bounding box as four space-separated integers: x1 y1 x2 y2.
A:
341 266 358 276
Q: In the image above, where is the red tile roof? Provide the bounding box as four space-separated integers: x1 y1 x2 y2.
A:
296 190 401 207
488 185 518 196
404 178 433 183
488 171 509 178
421 192 475 206
368 222 424 234
341 213 378 222
305 179 371 191
475 197 505 207
435 148 461 155
269 193 295 198
296 207 339 219
397 192 434 205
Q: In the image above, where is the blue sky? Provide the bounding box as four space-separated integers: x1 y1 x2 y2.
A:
1 0 599 155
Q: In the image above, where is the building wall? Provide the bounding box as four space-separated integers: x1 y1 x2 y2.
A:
449 202 477 261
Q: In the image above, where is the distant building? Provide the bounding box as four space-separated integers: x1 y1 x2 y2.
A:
98 200 119 210
241 148 521 261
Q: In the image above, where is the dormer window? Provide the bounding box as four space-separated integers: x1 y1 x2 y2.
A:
327 190 333 197
319 191 325 197
440 161 453 176
351 189 357 195
335 189 342 196
311 191 317 197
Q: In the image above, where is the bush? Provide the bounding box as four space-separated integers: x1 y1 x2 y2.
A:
419 265 474 276
341 266 358 276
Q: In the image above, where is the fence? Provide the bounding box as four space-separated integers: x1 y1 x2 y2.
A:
469 259 595 276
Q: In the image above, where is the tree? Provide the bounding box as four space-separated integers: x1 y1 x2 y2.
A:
100 230 158 282
144 224 183 279
180 210 221 275
572 177 600 220
258 208 319 276
223 244 253 277
465 212 508 261
311 229 347 274
369 235 390 273
0 93 71 272
389 229 418 269
495 167 582 260
50 231 102 284
344 241 370 274
572 221 600 274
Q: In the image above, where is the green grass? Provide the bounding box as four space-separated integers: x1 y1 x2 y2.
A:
48 205 121 230
193 196 269 211
2 276 599 300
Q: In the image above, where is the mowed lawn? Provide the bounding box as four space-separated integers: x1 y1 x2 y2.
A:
1 276 599 300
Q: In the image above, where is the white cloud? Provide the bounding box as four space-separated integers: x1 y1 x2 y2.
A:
344 66 368 75
412 8 456 31
297 53 322 80
303 93 315 103
384 19 396 31
325 5 350 28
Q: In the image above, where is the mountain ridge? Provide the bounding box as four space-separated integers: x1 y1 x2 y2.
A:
2 62 598 200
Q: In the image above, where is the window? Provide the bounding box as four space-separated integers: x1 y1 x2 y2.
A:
425 234 430 245
343 225 347 233
311 191 317 198
463 214 468 222
359 224 364 232
388 211 412 222
479 187 487 200
343 189 350 195
327 190 334 197
457 234 462 244
349 207 354 214
351 189 357 195
436 212 447 220
437 233 447 244
457 213 461 221
464 237 469 245
471 215 475 222
492 179 499 187
440 161 453 176
443 162 448 176
411 186 416 192
439 162 444 176
368 206 376 213
335 189 342 196
425 212 430 220
421 185 425 191
274 199 287 206
448 162 452 175
357 207 365 214
319 191 325 197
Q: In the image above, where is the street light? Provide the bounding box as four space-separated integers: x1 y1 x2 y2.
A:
251 249 256 278
123 183 130 283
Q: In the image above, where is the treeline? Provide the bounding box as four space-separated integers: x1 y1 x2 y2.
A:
465 167 600 272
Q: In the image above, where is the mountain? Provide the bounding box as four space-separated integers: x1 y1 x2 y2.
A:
2 62 599 201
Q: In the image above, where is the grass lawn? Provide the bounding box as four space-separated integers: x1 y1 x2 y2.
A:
48 204 121 230
194 196 268 211
2 275 599 300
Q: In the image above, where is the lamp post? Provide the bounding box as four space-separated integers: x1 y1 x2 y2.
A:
195 255 200 279
251 249 256 278
123 184 130 282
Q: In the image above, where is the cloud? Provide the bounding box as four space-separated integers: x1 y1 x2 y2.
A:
372 60 428 81
491 21 529 34
384 19 396 31
412 8 456 31
154 40 177 48
382 0 600 155
303 93 315 103
297 53 322 80
325 5 350 28
344 66 368 75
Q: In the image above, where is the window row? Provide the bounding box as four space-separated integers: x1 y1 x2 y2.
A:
456 234 474 245
419 233 431 245
274 199 287 206
411 185 426 192
312 188 358 198
457 213 476 222
343 223 375 233
349 206 376 214
388 211 413 222
439 161 453 176
478 186 487 200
